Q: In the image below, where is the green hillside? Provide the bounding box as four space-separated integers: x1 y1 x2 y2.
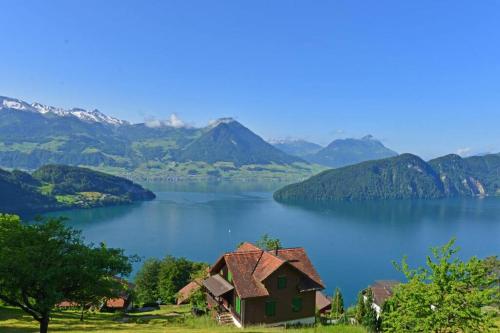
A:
0 165 155 215
274 153 500 203
0 169 57 213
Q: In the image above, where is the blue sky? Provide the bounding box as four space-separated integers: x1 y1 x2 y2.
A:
1 0 499 158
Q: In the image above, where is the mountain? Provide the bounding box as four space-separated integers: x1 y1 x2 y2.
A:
1 96 127 126
175 118 304 166
0 165 155 215
0 95 315 181
304 135 398 168
428 153 500 196
274 153 500 203
271 139 323 157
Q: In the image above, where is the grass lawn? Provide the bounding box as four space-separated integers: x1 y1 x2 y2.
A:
0 305 367 333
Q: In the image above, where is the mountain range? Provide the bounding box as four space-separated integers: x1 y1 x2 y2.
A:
274 153 500 203
0 95 397 181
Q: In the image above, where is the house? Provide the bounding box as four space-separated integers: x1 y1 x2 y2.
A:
100 278 135 312
56 301 79 309
364 280 399 316
315 291 331 315
203 242 325 327
102 296 133 311
177 278 203 305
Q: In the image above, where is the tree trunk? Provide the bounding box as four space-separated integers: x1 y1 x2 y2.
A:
80 305 85 321
39 316 49 333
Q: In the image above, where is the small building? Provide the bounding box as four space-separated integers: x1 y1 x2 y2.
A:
177 278 203 305
103 296 133 311
101 278 135 312
315 291 332 314
364 280 399 316
56 301 79 309
203 242 325 327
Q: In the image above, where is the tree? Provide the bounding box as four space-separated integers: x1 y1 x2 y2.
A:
134 258 162 306
383 238 498 332
362 288 379 332
482 255 500 303
355 291 366 324
71 247 134 321
256 234 282 251
0 214 133 333
157 256 207 304
188 287 207 313
331 288 344 319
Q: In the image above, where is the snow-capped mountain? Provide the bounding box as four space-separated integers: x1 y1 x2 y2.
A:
0 96 128 126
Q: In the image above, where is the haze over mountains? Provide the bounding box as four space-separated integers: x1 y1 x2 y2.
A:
272 136 398 168
270 139 323 158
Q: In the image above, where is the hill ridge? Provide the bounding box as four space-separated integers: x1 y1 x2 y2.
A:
274 153 500 202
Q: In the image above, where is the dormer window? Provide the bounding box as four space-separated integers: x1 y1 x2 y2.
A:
277 275 287 289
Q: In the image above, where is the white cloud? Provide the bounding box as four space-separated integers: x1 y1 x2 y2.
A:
165 114 186 128
207 117 235 127
144 118 162 128
456 147 472 156
144 113 189 128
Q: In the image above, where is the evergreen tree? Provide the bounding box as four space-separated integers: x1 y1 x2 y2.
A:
330 288 344 319
354 291 366 324
362 288 380 332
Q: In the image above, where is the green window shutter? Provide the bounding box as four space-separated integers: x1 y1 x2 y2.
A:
227 270 233 283
292 297 302 312
235 296 241 314
277 276 287 289
265 300 276 317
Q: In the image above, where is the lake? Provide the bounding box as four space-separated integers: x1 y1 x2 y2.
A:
46 182 500 305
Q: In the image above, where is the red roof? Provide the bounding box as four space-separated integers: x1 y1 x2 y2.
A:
276 248 324 288
177 279 203 305
369 280 400 307
209 243 325 299
106 298 126 309
57 301 78 308
236 242 261 252
316 291 332 312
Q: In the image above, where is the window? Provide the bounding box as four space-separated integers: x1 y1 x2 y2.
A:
277 276 287 289
235 296 241 314
227 270 233 283
292 297 302 312
265 300 276 317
